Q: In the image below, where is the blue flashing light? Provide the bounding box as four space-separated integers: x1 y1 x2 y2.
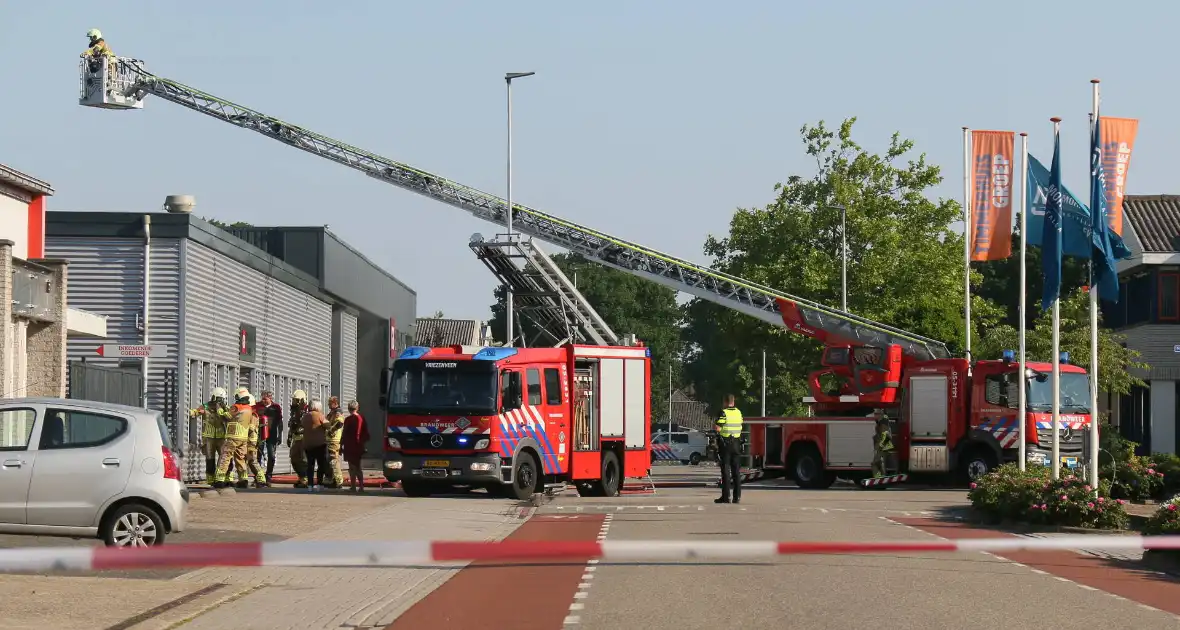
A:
473 347 519 361
645 348 652 358
1002 350 1015 363
1060 351 1071 365
398 346 431 360
458 437 468 444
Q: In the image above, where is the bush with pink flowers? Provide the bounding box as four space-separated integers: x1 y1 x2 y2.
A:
1102 455 1166 502
968 463 1129 529
1143 496 1180 535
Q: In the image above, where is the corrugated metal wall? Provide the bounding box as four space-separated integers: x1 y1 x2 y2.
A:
45 236 182 414
340 311 358 403
183 239 332 401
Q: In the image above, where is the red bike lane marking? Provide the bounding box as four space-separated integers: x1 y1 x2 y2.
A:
386 513 605 630
895 517 1180 615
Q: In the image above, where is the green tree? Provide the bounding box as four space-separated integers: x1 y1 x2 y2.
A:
487 252 685 416
973 287 1147 397
205 218 254 230
683 118 1005 415
975 226 1090 329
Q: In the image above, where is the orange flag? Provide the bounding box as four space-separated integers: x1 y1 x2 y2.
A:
969 130 1015 261
1099 117 1138 237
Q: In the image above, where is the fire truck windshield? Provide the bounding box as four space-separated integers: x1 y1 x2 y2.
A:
1028 372 1091 412
388 360 498 415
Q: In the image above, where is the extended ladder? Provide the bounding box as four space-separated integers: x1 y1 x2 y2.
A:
469 233 618 347
79 58 950 361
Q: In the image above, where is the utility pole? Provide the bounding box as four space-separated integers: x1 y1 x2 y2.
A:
504 71 535 346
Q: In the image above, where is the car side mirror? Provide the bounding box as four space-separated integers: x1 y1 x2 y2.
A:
378 396 388 408
379 368 391 395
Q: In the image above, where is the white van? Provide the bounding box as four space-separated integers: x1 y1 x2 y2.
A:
651 430 709 465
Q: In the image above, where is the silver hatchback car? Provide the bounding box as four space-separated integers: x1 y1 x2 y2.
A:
0 398 188 546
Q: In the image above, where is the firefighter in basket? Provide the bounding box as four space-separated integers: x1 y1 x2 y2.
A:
872 415 895 478
81 29 116 75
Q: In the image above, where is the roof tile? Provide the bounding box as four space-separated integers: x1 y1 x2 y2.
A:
1124 195 1180 253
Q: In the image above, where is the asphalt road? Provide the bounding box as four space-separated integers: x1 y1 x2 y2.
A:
535 483 1180 630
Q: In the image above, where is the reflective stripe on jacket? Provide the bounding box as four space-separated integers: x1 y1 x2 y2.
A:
224 404 253 440
717 407 744 438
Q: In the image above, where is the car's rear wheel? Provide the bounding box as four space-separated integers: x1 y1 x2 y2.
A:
102 503 166 547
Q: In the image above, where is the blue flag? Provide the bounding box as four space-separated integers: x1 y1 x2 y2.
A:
1040 130 1064 312
1026 155 1133 260
1091 115 1121 303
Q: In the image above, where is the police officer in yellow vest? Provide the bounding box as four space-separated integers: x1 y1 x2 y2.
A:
215 387 256 489
714 394 745 504
192 387 231 484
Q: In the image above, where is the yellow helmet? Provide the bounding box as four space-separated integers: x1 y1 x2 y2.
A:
87 29 102 40
292 389 307 402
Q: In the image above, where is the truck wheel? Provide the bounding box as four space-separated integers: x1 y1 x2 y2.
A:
510 454 539 501
689 452 702 465
591 451 621 497
960 448 997 483
401 480 434 497
792 447 834 490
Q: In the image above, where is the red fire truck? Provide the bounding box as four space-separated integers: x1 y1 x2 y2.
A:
380 343 652 499
746 341 1092 488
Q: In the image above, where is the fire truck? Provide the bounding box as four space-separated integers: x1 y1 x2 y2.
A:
80 57 1092 493
379 343 651 499
745 341 1092 488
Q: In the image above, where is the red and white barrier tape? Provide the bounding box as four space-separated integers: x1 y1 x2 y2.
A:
5 536 1180 571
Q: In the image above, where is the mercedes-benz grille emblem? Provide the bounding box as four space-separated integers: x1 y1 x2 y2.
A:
430 434 444 448
1061 426 1074 442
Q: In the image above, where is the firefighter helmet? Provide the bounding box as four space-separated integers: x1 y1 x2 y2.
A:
210 387 228 402
292 389 307 402
87 29 102 40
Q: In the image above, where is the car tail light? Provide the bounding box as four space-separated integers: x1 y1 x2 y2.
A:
162 446 181 481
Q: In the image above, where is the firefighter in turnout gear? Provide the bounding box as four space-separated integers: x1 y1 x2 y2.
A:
192 387 232 483
287 390 310 488
872 416 895 478
714 394 745 504
325 396 345 489
241 389 268 488
81 29 116 75
215 387 257 488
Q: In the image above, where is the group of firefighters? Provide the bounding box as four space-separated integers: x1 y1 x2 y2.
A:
191 388 364 490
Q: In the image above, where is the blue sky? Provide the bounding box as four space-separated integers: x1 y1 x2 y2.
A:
2 1 1174 321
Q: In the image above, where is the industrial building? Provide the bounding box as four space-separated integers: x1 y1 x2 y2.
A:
45 199 415 480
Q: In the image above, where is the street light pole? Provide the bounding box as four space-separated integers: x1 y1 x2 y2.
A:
504 71 535 347
829 204 848 312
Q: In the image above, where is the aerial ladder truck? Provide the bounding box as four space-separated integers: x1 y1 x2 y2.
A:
78 56 1093 490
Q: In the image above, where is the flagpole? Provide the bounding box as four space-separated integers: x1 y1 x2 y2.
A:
1089 79 1102 490
962 127 973 363
1018 132 1029 471
1050 116 1062 481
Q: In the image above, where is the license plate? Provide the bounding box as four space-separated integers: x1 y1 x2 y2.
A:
1062 457 1079 468
423 460 450 468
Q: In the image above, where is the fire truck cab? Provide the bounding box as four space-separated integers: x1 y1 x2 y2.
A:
381 344 652 500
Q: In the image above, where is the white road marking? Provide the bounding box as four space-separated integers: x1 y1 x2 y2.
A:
565 513 614 627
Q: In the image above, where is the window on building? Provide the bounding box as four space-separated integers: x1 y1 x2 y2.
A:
1126 274 1152 325
543 368 563 405
39 410 127 450
0 409 36 450
1159 273 1180 322
526 369 543 406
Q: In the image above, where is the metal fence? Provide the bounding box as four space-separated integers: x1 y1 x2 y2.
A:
66 360 144 407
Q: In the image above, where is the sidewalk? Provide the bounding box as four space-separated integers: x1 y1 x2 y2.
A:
160 498 533 630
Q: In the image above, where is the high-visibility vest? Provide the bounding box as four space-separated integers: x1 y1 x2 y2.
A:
326 410 344 445
224 405 253 440
717 407 744 438
198 405 229 439
876 430 894 452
